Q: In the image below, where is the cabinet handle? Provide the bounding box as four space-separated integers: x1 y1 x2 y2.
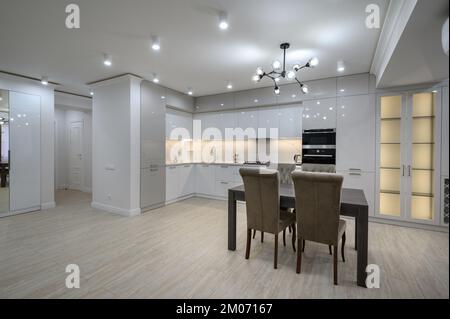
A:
221 165 229 168
150 168 158 172
349 172 361 176
408 165 411 177
184 165 190 168
202 164 209 167
169 166 176 169
349 168 361 172
220 181 229 185
402 165 405 176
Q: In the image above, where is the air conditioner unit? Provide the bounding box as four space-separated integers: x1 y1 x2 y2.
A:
442 18 449 56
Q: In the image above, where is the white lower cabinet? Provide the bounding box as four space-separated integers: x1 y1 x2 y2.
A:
214 165 241 197
179 164 195 197
338 170 375 216
195 164 216 196
166 165 179 202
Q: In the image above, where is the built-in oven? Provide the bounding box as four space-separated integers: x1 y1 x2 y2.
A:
301 148 336 164
302 128 336 147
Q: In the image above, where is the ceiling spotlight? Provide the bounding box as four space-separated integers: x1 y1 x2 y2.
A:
272 60 282 70
301 84 309 94
0 97 2 101
308 57 319 67
274 86 280 95
219 11 229 30
90 91 94 96
103 54 112 66
337 60 345 72
41 76 48 85
152 73 160 83
187 87 193 95
227 82 233 89
287 70 296 79
256 67 264 76
151 36 161 51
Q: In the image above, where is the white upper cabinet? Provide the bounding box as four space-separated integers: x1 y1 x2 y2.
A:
166 108 193 140
165 88 194 112
302 98 337 130
234 87 276 109
195 93 234 112
303 77 337 100
337 74 370 97
217 111 237 138
237 109 258 133
275 83 304 104
336 94 375 172
258 106 279 136
277 104 302 138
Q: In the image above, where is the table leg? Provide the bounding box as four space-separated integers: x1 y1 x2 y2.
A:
356 207 368 287
354 219 357 251
228 190 237 251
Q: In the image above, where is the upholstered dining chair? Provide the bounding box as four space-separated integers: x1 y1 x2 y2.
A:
291 171 346 285
239 167 296 269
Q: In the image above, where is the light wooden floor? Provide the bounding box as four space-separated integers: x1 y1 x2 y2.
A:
0 190 448 299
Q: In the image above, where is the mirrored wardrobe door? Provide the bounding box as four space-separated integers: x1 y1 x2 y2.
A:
0 89 9 214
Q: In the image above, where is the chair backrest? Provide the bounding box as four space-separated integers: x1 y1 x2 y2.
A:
277 164 297 184
301 163 336 173
291 171 343 246
239 167 280 234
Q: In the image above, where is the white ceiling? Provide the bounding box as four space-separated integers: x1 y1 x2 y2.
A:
0 0 389 96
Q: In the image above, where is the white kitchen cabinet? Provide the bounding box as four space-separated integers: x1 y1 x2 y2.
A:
336 94 375 172
194 112 221 140
165 165 179 202
338 170 375 216
303 77 337 100
195 164 216 195
237 109 258 135
234 87 276 109
302 98 337 130
216 111 237 138
166 108 193 140
215 165 237 182
165 88 194 112
179 164 195 197
195 93 234 112
215 180 236 197
275 83 304 104
277 104 302 138
141 166 165 209
258 106 279 137
337 74 370 97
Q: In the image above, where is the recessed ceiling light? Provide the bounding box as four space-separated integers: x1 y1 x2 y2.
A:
254 99 259 103
161 95 165 100
0 97 3 101
316 101 321 105
90 91 94 96
187 87 193 95
227 82 233 89
152 73 160 83
291 94 296 98
219 11 229 30
41 76 48 85
340 89 345 92
432 90 438 93
337 60 345 72
151 36 161 51
103 54 112 66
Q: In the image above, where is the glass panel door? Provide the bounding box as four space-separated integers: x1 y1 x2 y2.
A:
379 95 403 217
410 92 435 221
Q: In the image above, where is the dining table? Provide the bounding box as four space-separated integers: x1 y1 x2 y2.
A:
228 183 369 287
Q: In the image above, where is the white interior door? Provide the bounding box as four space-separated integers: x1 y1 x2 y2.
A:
9 91 40 213
68 121 83 191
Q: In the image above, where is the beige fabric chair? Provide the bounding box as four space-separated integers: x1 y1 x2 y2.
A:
240 167 296 269
291 171 346 285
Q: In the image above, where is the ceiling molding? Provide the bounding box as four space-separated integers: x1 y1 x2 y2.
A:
0 70 60 86
87 73 143 87
370 0 417 87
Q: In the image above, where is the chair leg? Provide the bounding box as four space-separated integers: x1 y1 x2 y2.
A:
252 229 256 239
302 239 306 252
296 237 302 273
245 228 252 259
288 225 292 233
274 234 278 269
291 223 296 252
341 232 346 262
283 229 286 247
333 245 338 285
355 221 357 251
329 245 332 255
261 232 264 243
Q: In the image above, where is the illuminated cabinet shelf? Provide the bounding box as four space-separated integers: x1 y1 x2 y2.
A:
376 91 442 224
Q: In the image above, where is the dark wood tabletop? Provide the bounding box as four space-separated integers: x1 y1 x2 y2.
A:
228 183 369 287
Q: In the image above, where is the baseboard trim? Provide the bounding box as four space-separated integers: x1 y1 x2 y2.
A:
41 201 56 210
194 193 227 201
165 194 195 205
369 216 449 233
91 202 141 217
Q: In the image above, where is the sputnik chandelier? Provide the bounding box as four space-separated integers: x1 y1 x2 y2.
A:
252 43 319 95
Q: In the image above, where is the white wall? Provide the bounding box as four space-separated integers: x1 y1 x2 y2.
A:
91 75 141 216
54 105 92 193
0 72 55 209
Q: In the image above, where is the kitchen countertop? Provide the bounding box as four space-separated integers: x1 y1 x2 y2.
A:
165 162 301 166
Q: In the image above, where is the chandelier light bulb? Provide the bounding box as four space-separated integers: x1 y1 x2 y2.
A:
309 57 319 67
272 60 282 70
256 67 264 76
301 84 309 94
274 86 280 95
252 74 260 82
293 64 300 72
287 70 296 79
275 77 280 82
